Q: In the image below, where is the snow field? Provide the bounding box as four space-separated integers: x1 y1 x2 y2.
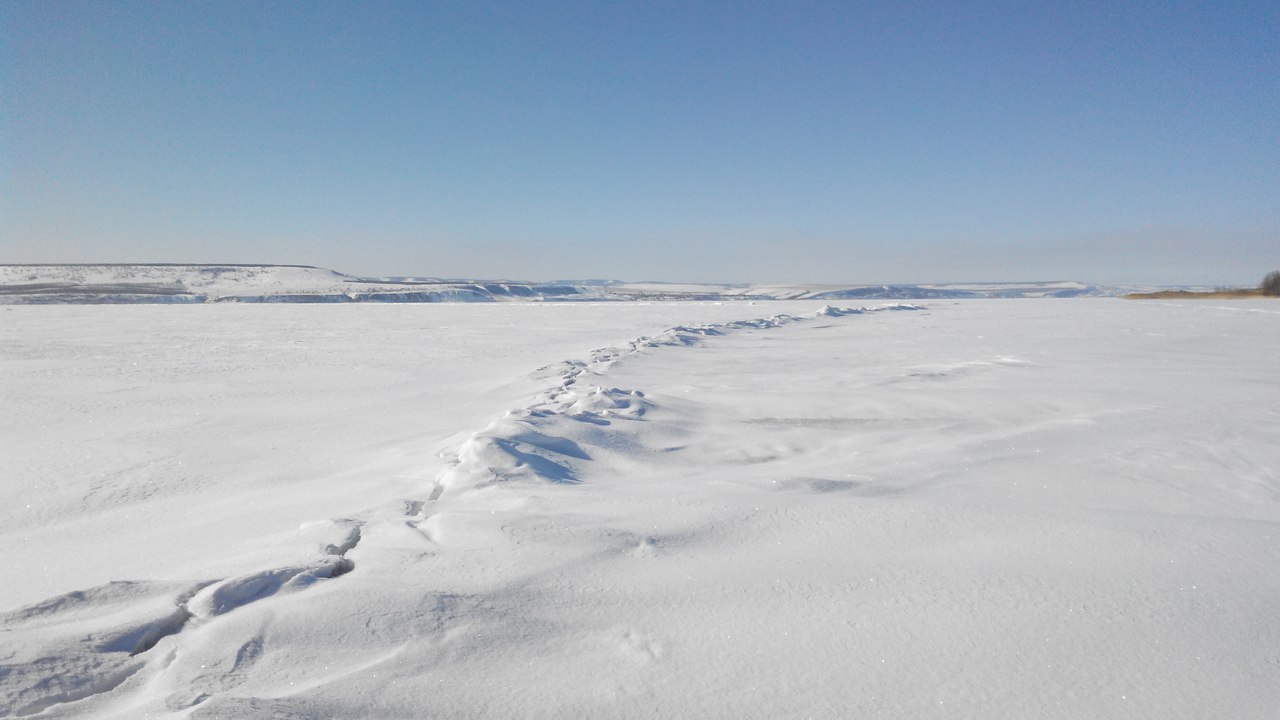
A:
2 299 1278 718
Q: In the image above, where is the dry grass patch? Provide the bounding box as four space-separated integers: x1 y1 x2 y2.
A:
1124 289 1268 300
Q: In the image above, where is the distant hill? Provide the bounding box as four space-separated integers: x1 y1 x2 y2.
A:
0 264 1129 304
0 264 584 304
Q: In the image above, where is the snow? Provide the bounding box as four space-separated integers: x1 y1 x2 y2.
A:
0 264 1129 304
2 299 1278 718
0 264 360 295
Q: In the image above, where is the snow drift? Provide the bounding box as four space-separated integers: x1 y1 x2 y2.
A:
2 299 1278 718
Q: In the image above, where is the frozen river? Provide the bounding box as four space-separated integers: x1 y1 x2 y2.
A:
2 299 1278 718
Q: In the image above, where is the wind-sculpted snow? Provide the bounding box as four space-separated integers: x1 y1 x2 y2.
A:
424 305 916 495
0 581 187 716
4 299 1279 718
0 304 908 717
0 519 363 717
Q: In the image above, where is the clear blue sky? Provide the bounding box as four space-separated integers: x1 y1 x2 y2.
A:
3 1 1277 284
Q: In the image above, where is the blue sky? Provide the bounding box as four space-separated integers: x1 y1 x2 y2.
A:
3 1 1277 284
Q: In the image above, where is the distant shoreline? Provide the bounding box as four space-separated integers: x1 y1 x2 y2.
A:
1123 289 1270 299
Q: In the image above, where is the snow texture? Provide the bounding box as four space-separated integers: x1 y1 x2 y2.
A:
2 298 1278 718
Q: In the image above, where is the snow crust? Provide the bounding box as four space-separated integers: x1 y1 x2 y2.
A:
2 299 1278 718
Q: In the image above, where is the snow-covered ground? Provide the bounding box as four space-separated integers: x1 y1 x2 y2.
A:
2 299 1278 718
0 264 1126 303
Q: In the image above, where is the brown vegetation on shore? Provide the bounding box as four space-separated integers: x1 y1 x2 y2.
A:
1125 271 1280 299
1123 288 1267 300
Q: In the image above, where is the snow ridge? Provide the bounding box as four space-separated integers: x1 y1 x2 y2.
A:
421 305 919 498
0 304 917 716
0 519 363 717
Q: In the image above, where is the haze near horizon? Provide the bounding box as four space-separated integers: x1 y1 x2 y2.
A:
3 1 1277 285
